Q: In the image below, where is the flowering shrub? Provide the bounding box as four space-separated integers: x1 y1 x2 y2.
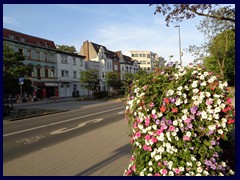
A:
123 63 235 176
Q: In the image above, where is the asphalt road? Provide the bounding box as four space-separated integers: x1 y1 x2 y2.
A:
3 101 126 163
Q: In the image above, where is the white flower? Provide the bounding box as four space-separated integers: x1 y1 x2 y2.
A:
173 120 178 126
201 111 208 119
205 92 211 97
168 171 174 176
222 162 226 167
186 131 192 137
139 172 144 176
229 170 235 175
152 109 156 114
177 91 182 96
182 115 188 120
218 129 223 134
191 155 196 161
191 81 198 88
175 136 179 141
177 86 183 91
193 88 199 94
197 167 203 173
204 72 209 76
203 170 209 176
148 161 153 166
166 89 174 96
179 167 184 171
214 107 221 113
213 113 219 119
171 132 177 136
208 125 216 131
196 173 202 176
138 124 143 130
175 99 182 106
201 81 207 86
157 112 163 118
196 161 201 166
208 76 216 83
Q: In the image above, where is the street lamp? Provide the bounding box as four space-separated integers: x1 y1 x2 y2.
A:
175 25 182 66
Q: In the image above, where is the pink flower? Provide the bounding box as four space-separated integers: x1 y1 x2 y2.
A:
183 135 190 141
151 114 157 119
154 173 160 176
206 98 213 105
125 169 132 176
136 117 142 123
145 116 150 126
147 146 152 151
149 102 155 108
133 122 137 129
143 145 148 151
135 132 141 138
161 169 168 175
145 134 151 141
169 125 175 131
157 129 163 135
151 137 157 143
143 85 148 90
174 168 180 174
226 98 232 104
184 118 191 124
131 164 136 171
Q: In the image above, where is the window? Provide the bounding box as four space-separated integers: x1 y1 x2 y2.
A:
61 56 67 64
36 52 40 60
26 50 31 58
37 68 41 79
139 54 146 57
80 59 83 66
147 54 150 58
102 72 105 78
44 53 48 61
51 69 55 77
131 54 138 57
19 48 23 55
20 37 25 42
73 58 76 65
45 69 49 78
61 70 69 77
9 34 15 40
114 64 118 71
73 71 77 78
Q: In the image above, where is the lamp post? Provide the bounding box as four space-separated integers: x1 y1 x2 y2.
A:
175 25 182 66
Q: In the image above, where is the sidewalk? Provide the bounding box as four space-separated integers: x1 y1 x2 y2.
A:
3 118 131 176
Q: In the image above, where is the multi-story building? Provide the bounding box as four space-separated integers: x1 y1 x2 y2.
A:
80 41 116 91
124 50 164 72
115 51 139 80
56 51 87 97
3 28 58 100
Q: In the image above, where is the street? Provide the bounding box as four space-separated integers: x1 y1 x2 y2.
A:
3 100 131 176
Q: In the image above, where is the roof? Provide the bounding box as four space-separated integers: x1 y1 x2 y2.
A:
3 28 56 49
90 41 118 60
56 50 86 59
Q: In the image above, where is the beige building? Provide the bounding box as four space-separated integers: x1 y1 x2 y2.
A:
124 51 164 72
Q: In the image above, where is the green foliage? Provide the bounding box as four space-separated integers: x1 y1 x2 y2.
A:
56 45 77 54
3 45 33 100
80 69 99 92
105 71 123 90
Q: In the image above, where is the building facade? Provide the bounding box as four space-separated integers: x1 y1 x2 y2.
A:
3 28 58 100
56 51 87 98
124 50 164 72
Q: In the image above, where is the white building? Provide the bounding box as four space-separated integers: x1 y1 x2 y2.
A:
124 50 164 72
56 51 87 98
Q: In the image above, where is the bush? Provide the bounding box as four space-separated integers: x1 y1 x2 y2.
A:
124 63 235 176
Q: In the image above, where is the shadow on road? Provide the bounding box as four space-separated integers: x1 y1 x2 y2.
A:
76 143 131 176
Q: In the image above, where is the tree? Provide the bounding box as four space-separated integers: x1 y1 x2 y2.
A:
105 71 123 91
150 4 235 27
56 45 77 54
203 30 235 83
3 45 33 107
80 69 99 96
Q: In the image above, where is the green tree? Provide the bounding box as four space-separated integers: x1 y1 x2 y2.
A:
56 45 77 54
150 4 235 27
80 69 99 96
3 45 33 107
203 30 235 83
105 71 123 91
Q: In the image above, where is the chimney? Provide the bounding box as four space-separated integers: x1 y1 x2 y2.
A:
83 40 90 61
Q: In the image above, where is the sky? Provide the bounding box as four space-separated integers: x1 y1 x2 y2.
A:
3 4 207 66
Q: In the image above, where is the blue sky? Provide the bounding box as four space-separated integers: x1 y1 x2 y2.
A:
3 4 208 66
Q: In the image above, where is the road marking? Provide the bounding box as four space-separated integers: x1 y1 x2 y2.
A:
3 106 124 137
50 118 103 135
16 135 45 145
117 111 125 115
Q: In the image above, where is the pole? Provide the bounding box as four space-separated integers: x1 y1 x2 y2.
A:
175 25 182 66
20 84 22 103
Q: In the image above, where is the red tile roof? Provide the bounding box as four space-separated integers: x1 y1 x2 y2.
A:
3 28 56 49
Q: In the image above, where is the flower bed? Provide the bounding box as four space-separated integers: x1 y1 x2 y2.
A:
124 63 235 176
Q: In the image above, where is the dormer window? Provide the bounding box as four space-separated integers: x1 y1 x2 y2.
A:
20 37 25 42
9 34 15 40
